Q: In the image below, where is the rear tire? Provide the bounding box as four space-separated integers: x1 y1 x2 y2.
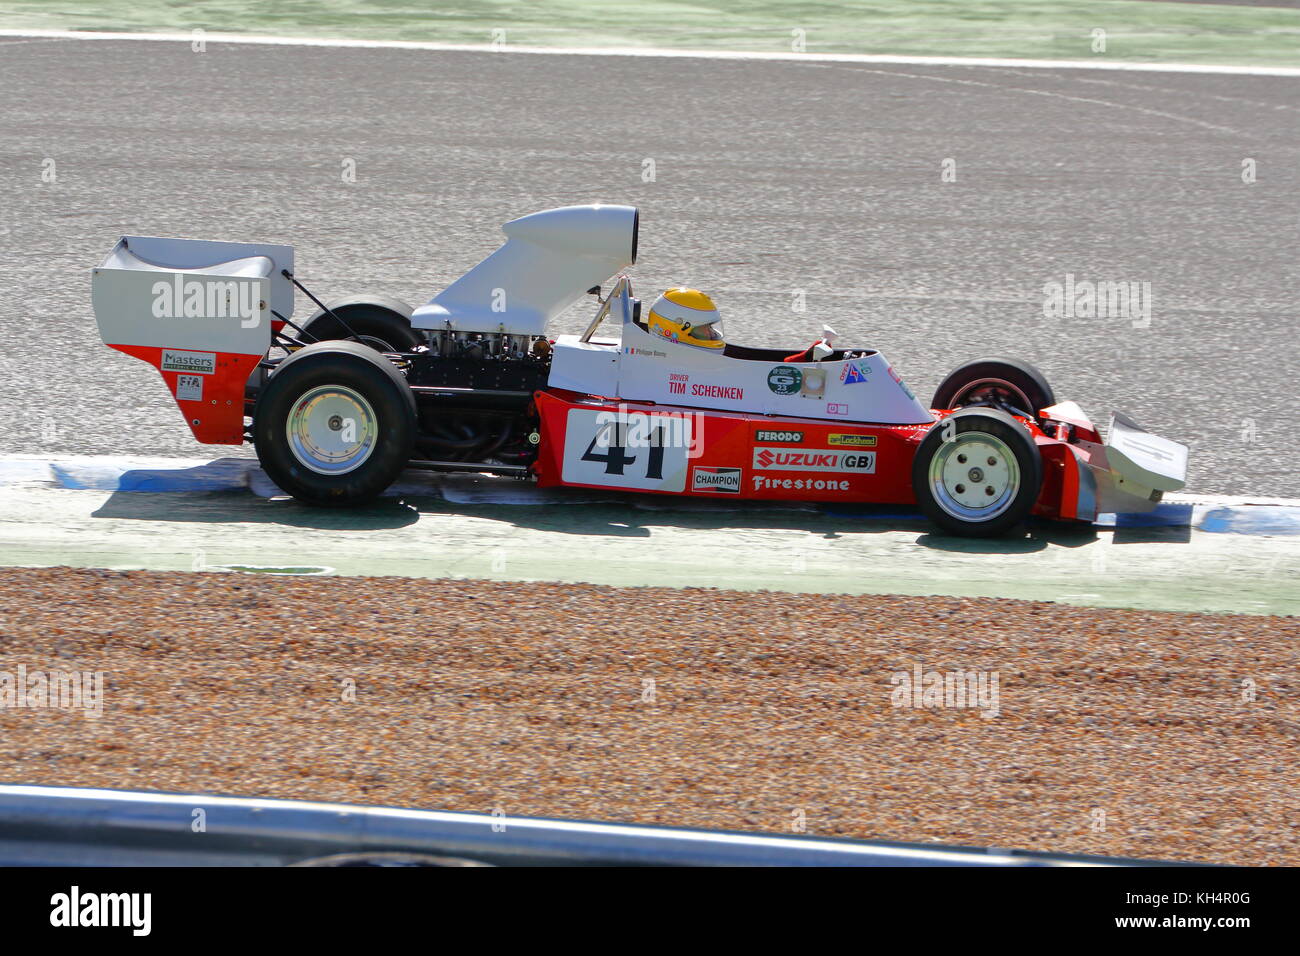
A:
299 296 422 352
254 341 416 506
931 358 1055 419
912 408 1043 537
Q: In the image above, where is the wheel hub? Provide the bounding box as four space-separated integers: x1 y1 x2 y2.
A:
285 385 378 475
929 432 1019 521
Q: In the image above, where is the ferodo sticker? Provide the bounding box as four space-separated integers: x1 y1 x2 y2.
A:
755 429 803 443
752 447 876 473
827 433 877 447
692 466 741 494
161 349 216 375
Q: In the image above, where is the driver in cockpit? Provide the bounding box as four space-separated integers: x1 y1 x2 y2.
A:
647 288 725 350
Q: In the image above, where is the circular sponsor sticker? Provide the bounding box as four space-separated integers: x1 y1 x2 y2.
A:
767 366 802 395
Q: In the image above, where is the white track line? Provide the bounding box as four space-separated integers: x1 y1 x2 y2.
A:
2 29 1299 77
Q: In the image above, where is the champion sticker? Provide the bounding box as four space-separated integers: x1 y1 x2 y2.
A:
692 466 742 493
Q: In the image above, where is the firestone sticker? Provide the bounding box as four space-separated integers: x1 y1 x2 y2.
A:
753 476 850 492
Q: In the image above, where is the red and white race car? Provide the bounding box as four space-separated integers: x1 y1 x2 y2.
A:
91 204 1187 536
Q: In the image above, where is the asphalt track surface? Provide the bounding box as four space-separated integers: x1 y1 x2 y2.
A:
1 36 1298 497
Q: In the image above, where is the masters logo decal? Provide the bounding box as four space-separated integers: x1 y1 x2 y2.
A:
161 349 216 375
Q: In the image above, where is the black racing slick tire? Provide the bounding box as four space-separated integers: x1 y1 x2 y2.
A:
911 407 1043 537
299 295 422 352
254 341 416 506
931 358 1055 419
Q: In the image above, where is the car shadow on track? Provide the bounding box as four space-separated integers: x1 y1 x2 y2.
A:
92 490 422 531
87 465 1190 551
396 497 1104 554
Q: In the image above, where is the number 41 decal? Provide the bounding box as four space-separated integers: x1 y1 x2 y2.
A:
562 408 690 492
581 421 666 480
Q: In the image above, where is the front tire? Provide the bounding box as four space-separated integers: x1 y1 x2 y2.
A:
912 408 1043 537
254 341 416 506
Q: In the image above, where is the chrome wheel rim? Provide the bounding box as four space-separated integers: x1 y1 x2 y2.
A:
285 385 378 475
929 431 1020 522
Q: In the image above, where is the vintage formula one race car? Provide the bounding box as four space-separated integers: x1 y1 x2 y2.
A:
90 204 1188 536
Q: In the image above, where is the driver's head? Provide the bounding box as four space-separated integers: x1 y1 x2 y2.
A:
647 288 724 349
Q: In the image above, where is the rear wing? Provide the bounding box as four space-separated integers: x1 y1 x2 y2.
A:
91 237 294 444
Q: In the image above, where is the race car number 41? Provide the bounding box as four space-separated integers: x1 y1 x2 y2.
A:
561 408 693 492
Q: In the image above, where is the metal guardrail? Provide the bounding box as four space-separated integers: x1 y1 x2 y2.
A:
0 785 1178 866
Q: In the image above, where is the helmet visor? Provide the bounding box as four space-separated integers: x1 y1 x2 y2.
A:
689 319 723 342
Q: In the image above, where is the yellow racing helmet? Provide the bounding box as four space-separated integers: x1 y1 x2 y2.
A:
647 288 724 349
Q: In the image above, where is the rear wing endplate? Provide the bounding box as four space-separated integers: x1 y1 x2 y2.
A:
91 237 294 444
